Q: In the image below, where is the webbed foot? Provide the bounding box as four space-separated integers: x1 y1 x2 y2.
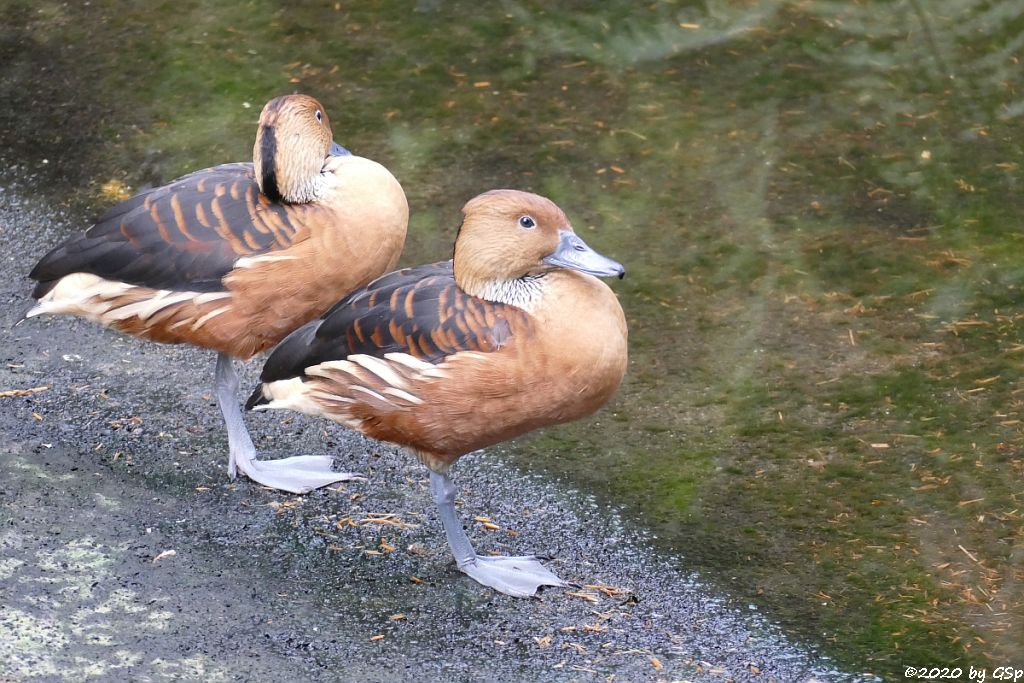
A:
216 353 361 494
459 553 567 597
430 470 567 597
229 451 362 494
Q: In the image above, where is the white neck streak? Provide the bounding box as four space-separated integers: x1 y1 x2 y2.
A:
281 171 330 204
475 275 546 312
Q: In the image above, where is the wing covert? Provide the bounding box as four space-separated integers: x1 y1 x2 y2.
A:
260 261 530 383
30 163 306 296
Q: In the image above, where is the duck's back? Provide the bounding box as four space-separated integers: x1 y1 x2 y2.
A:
30 163 269 297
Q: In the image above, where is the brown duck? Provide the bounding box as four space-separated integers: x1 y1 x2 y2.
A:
28 94 409 493
247 189 627 596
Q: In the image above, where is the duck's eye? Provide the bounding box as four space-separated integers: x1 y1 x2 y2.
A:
315 110 323 122
518 215 536 229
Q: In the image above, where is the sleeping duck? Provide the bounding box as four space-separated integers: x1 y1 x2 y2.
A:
247 189 627 596
28 94 409 494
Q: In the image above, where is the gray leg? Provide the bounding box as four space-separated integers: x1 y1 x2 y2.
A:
214 353 362 493
430 471 566 597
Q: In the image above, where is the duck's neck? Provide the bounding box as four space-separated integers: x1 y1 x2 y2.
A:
255 128 326 204
459 272 547 312
273 172 326 204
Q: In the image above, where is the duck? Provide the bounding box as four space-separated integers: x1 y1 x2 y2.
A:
27 94 409 494
246 189 627 596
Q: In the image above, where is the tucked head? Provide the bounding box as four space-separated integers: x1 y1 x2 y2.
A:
453 190 624 302
252 94 349 203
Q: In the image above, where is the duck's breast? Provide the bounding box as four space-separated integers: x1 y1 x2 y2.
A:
361 271 626 464
518 270 629 423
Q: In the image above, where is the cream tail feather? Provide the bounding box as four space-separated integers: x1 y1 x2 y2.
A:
27 272 232 327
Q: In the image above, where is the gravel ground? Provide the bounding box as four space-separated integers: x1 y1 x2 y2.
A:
0 182 866 682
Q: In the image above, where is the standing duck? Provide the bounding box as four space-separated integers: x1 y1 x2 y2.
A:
28 94 409 494
246 189 627 596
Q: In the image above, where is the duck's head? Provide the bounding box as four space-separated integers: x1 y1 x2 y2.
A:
252 94 350 204
453 189 624 304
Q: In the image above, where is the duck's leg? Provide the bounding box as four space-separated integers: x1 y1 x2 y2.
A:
215 353 362 493
430 471 566 597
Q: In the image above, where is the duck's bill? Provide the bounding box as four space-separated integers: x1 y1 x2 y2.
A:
543 230 625 279
329 142 352 157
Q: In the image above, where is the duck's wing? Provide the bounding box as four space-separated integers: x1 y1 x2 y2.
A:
30 163 306 297
254 261 528 387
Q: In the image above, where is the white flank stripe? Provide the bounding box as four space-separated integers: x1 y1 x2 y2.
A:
349 354 410 390
103 290 194 322
190 305 232 331
146 303 186 326
383 352 435 371
307 360 357 378
382 387 423 405
350 385 393 405
193 292 232 305
311 391 354 404
234 253 298 269
453 351 488 362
